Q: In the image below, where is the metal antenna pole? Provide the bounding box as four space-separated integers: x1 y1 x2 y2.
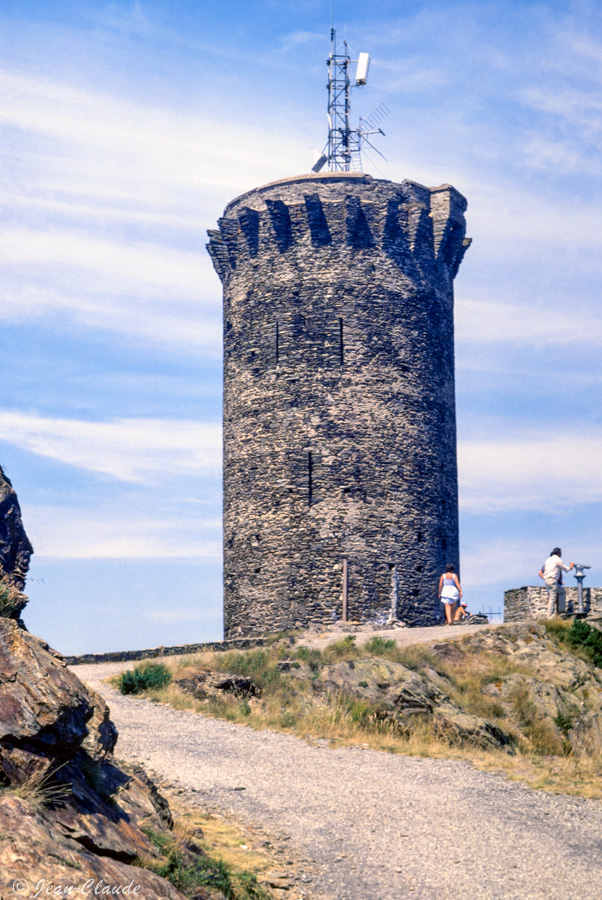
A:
327 28 352 171
313 29 384 174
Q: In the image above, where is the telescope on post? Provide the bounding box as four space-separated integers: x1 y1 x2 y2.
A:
573 563 591 615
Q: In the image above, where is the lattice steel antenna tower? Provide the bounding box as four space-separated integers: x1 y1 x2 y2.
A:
312 28 387 173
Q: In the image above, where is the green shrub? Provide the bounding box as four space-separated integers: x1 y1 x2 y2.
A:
217 649 282 690
364 637 397 655
566 620 602 668
279 708 295 728
554 712 574 735
325 635 359 660
294 645 322 671
141 829 270 900
117 662 172 695
348 698 375 725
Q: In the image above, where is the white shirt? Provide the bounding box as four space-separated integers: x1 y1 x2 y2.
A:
542 554 570 583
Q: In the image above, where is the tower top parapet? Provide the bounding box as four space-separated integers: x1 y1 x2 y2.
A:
207 174 470 288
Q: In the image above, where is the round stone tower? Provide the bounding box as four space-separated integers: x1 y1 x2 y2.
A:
207 172 470 637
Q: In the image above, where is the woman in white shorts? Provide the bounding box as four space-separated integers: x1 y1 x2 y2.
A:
438 564 462 625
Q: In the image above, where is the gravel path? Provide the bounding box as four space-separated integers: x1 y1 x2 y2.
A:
299 621 500 650
75 641 602 900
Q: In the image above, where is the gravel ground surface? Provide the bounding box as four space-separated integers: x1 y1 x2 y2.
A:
75 629 602 900
298 621 499 650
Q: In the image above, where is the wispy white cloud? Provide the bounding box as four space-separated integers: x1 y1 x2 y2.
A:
465 177 602 254
520 134 592 174
460 538 546 589
456 298 602 347
459 431 602 513
280 30 324 50
0 412 221 482
0 229 208 294
0 282 221 352
0 67 311 347
521 85 602 135
26 504 222 560
0 69 307 209
377 58 448 94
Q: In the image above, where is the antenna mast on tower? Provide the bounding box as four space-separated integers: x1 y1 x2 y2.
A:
313 28 387 173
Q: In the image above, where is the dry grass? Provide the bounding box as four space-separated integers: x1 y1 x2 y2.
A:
0 765 72 808
0 575 25 618
168 799 275 881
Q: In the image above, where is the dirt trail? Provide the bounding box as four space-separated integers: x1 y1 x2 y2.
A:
74 626 602 900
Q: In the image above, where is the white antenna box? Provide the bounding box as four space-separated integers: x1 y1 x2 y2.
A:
356 52 370 85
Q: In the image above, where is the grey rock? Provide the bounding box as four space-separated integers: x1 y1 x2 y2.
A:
433 704 515 750
0 616 194 898
0 619 117 781
319 657 444 717
483 674 580 722
0 464 33 592
176 669 262 699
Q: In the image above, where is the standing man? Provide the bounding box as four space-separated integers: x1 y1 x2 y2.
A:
538 548 574 617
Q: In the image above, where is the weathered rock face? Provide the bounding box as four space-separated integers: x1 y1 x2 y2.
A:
175 668 262 701
451 625 602 757
208 172 470 637
0 784 186 900
308 625 602 755
0 619 117 783
320 656 443 715
0 620 191 898
318 654 515 750
0 464 33 591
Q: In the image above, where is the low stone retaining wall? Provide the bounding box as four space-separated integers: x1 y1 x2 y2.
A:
504 586 602 622
65 636 269 666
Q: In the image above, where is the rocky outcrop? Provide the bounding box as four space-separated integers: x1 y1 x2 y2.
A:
0 464 33 591
284 625 602 756
176 668 262 700
319 657 443 716
0 619 116 783
442 625 602 757
0 619 193 898
318 655 516 750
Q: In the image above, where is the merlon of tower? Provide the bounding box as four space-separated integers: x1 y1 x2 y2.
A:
206 173 470 286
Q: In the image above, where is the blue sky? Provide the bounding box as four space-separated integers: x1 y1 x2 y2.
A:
1 0 600 654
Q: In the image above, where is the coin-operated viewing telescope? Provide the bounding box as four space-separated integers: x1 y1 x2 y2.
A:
573 563 591 615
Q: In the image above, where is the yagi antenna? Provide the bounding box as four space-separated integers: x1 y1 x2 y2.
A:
312 28 387 173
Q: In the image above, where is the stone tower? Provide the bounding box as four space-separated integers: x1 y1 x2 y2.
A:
207 172 470 637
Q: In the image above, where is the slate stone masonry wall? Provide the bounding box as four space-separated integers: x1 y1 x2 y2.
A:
504 586 602 622
208 172 470 637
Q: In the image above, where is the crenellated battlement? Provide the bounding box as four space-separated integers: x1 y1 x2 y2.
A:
207 174 470 285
